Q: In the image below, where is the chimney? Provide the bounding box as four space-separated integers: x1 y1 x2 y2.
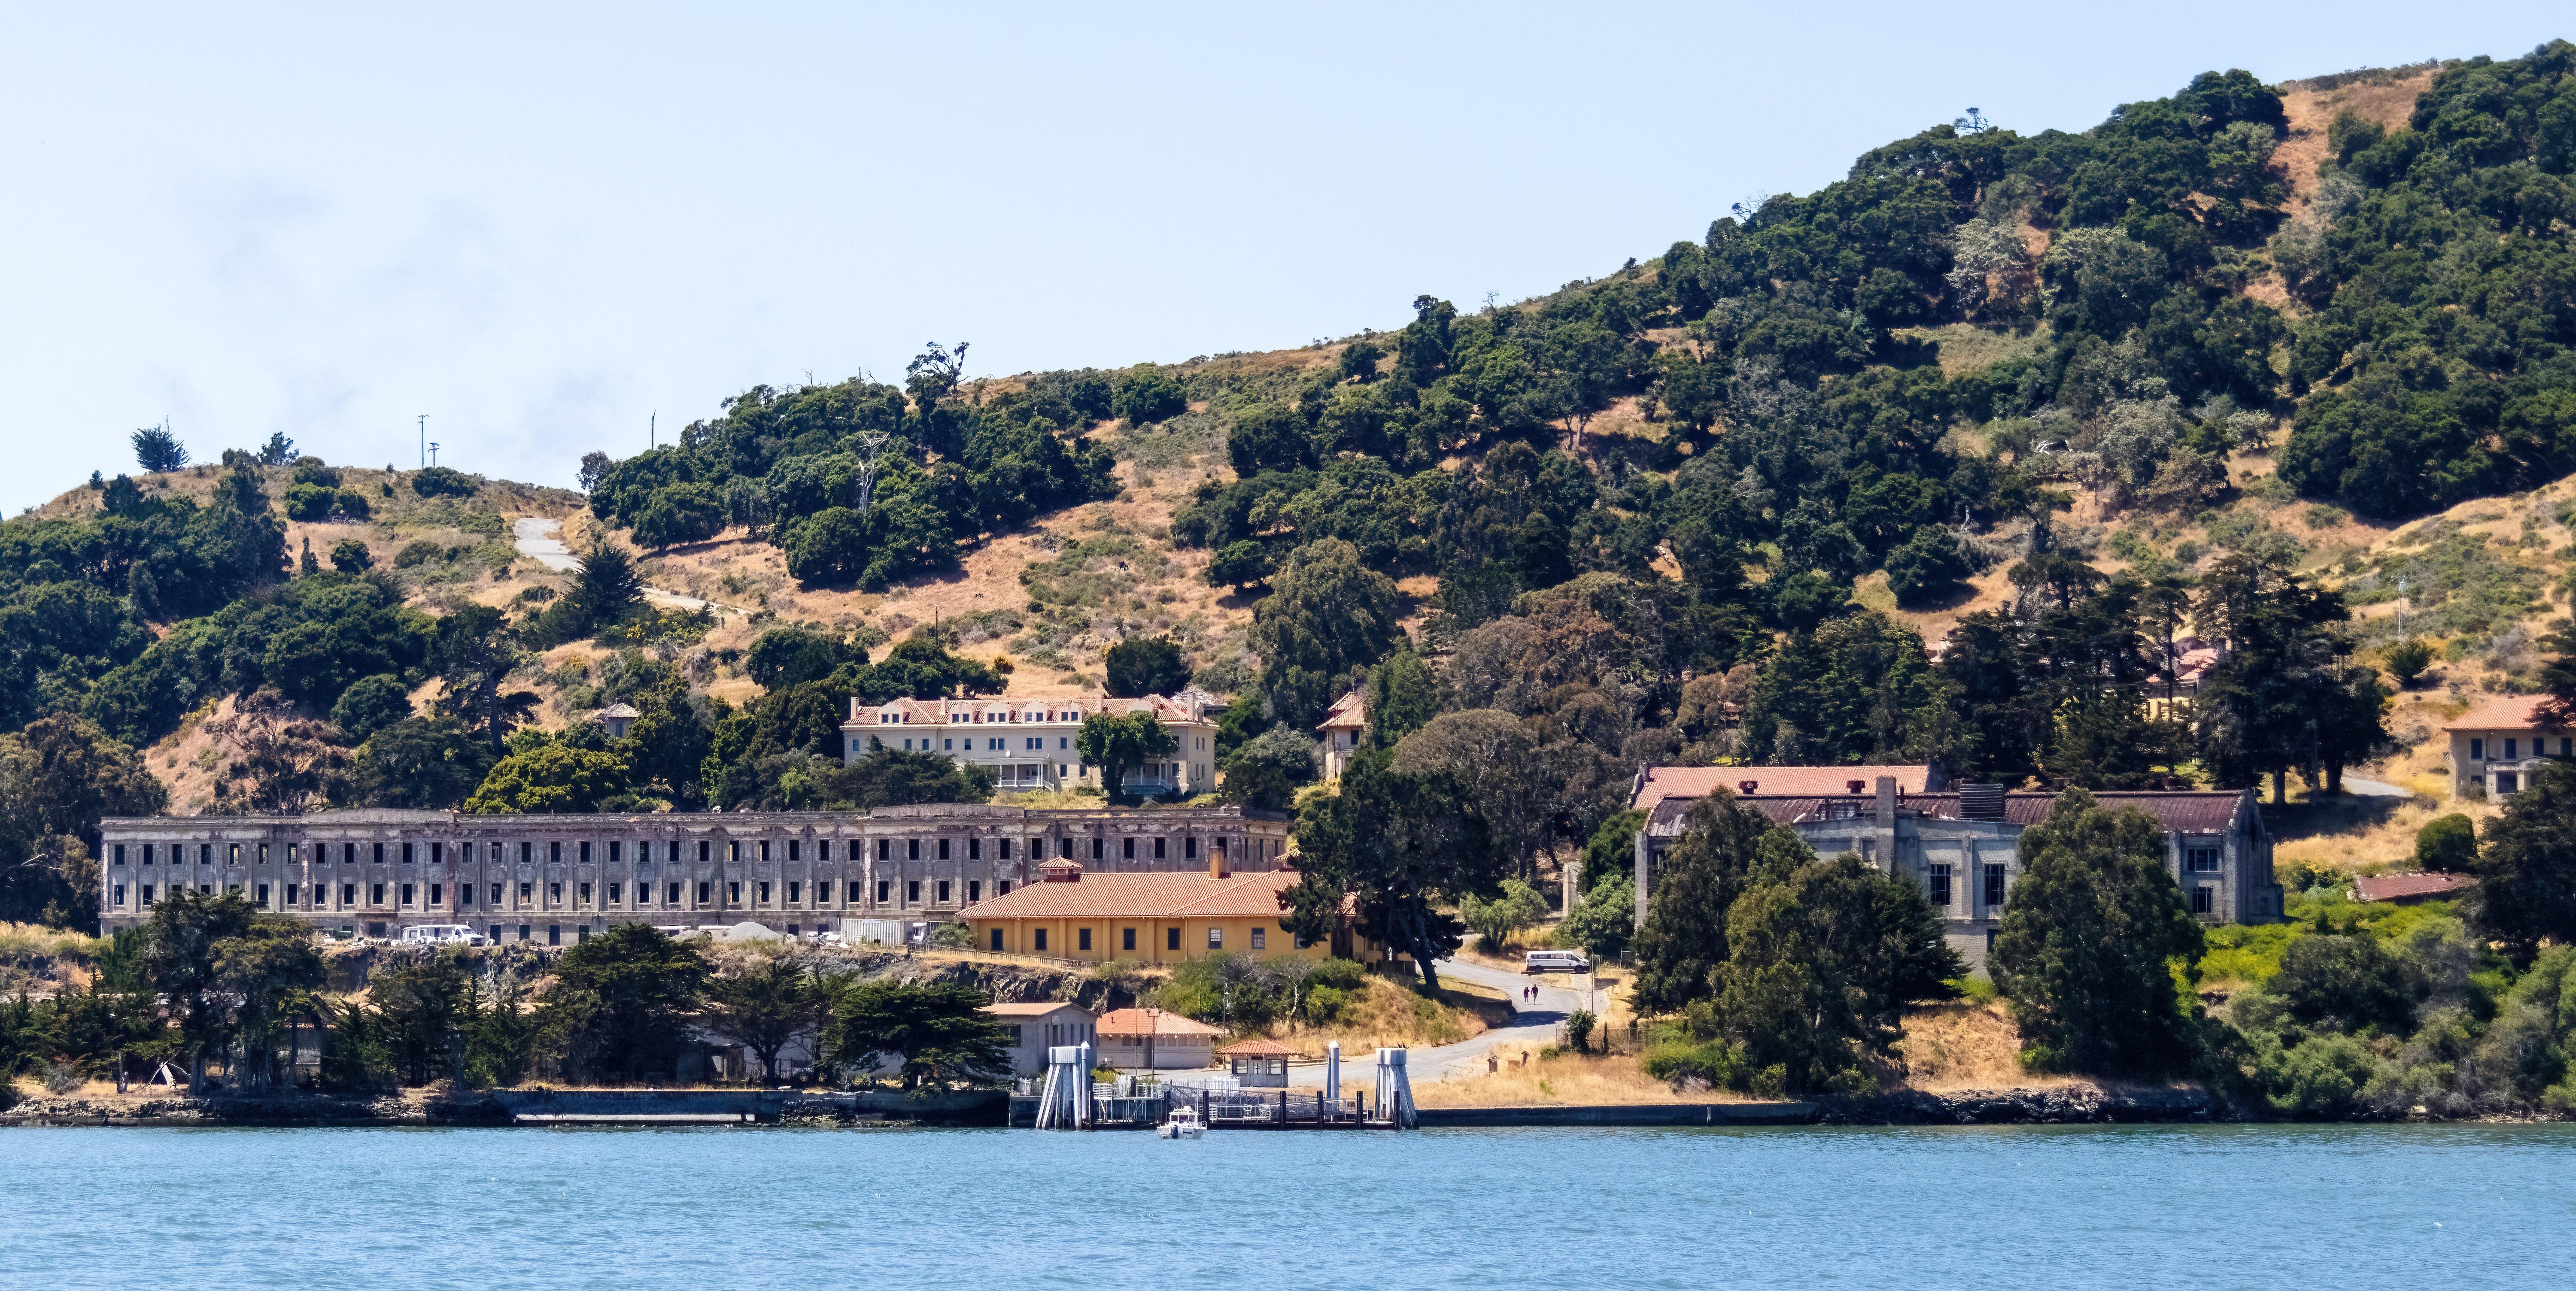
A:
1957 783 2006 822
1846 779 1865 794
1209 842 1230 881
1875 776 1898 828
1738 780 1759 795
1041 858 1081 883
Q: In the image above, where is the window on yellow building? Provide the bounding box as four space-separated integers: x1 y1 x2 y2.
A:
1207 928 1222 950
1079 928 1092 951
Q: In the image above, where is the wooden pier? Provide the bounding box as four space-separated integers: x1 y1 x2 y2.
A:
1011 1086 1398 1130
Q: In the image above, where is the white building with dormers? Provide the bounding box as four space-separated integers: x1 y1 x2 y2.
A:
840 691 1221 798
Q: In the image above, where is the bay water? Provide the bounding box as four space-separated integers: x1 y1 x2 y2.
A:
2 1123 2568 1289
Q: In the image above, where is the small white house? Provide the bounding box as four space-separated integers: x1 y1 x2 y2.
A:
1096 1006 1223 1070
985 1002 1097 1078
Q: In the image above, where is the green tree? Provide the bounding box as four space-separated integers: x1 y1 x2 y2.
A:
1362 648 1441 750
2467 761 2576 961
329 538 373 573
1459 877 1550 952
462 976 536 1088
1104 635 1190 697
822 982 1015 1088
571 540 645 631
1216 726 1318 811
1715 852 1962 1093
2382 639 2435 689
132 424 187 472
0 714 167 928
1559 870 1637 961
1112 365 1188 426
1740 610 1952 765
352 716 496 809
537 924 710 1082
432 603 536 755
1281 751 1497 994
630 482 726 550
328 673 414 743
2414 813 2476 873
465 741 630 814
1249 538 1406 730
410 466 476 497
371 955 471 1086
825 742 997 809
702 950 819 1083
1204 540 1272 590
1075 710 1177 806
137 889 260 1090
1629 795 1811 1015
1990 790 2205 1076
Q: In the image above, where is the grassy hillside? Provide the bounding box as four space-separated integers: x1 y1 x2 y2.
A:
11 47 2576 920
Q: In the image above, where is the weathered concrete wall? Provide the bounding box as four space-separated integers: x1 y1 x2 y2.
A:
1416 1103 1816 1127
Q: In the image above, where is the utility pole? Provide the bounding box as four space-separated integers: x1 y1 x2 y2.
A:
650 412 656 450
418 415 428 468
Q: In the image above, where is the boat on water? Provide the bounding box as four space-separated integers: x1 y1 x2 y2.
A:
1157 1106 1206 1139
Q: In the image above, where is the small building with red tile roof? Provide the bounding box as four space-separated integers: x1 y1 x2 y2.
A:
2441 695 2574 800
1318 690 1368 781
1096 1006 1224 1070
961 853 1378 966
2352 871 2476 904
1217 1036 1304 1087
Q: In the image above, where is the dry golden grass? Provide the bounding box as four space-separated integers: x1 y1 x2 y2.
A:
1892 1000 2078 1092
1412 1051 1753 1107
1284 975 1512 1055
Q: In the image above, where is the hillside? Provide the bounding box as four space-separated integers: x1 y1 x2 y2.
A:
8 46 2576 927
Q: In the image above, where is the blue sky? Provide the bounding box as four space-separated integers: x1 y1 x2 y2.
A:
0 3 2565 512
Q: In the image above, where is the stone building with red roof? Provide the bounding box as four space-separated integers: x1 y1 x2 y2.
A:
1630 768 2279 969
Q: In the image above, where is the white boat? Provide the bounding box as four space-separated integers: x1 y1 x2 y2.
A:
1157 1105 1206 1139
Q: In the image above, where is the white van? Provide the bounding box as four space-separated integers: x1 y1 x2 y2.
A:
401 924 488 947
1524 949 1590 975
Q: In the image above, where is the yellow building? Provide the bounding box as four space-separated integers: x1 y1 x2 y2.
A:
962 856 1378 963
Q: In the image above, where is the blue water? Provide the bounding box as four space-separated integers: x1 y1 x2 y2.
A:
2 1124 2570 1290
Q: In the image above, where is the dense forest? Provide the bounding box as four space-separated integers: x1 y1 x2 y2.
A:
9 46 2576 1110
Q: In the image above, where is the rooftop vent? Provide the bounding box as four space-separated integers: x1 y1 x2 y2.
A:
1846 779 1865 794
1738 780 1759 795
1039 858 1083 883
1957 783 2006 822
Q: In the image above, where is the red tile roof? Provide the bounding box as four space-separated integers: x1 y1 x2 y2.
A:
1318 689 1367 730
1096 1007 1224 1038
2442 696 2566 733
1630 765 1941 814
1645 788 2249 836
1217 1037 1305 1058
961 867 1299 921
2353 871 2475 903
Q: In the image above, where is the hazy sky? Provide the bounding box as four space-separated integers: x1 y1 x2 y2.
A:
1 3 2565 511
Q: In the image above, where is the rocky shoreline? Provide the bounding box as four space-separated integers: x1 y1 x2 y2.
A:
1811 1085 2220 1125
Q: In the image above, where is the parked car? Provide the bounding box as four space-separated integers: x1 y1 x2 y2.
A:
401 924 488 947
1523 950 1590 975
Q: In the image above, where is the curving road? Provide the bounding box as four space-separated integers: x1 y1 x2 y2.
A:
1287 957 1596 1089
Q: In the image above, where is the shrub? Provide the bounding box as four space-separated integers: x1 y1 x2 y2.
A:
631 482 726 549
1565 1009 1596 1053
329 539 374 573
410 466 477 497
1641 1038 1747 1088
284 482 338 521
2383 639 2435 688
2415 814 2476 873
40 1059 84 1094
392 540 445 569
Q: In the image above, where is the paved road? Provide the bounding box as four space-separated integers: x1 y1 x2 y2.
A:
511 517 740 615
1285 957 1595 1090
2342 776 2413 799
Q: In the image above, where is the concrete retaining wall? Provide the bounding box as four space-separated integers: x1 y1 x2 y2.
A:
487 1088 1006 1126
1416 1102 1817 1127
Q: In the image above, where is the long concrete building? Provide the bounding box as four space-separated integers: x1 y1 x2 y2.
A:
95 802 1293 944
